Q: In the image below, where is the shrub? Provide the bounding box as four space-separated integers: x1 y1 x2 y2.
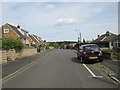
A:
45 44 49 49
101 48 112 53
31 44 36 48
0 40 2 49
2 38 25 51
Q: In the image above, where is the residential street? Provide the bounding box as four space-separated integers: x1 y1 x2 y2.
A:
3 49 118 88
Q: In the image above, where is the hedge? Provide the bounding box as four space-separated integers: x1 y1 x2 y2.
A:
2 38 25 51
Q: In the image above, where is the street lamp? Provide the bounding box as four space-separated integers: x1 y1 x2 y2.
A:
75 28 81 46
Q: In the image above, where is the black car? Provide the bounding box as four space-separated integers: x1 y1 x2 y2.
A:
77 44 103 63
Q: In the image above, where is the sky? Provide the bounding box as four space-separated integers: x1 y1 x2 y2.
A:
1 2 118 42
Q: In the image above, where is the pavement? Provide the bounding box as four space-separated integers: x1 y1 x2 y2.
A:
2 49 118 88
101 59 120 80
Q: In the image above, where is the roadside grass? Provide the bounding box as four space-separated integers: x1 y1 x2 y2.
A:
92 63 116 76
92 62 120 83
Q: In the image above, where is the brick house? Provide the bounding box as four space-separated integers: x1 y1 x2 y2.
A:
0 23 38 47
17 25 32 47
32 35 44 45
28 34 40 46
0 23 45 47
0 23 26 43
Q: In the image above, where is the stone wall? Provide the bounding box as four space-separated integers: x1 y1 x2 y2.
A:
1 48 37 64
0 50 7 64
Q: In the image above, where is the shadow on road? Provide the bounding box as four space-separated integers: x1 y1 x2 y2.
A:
71 57 99 64
71 57 81 63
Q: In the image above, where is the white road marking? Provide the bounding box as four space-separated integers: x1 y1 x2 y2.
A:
89 76 103 78
83 64 103 78
110 76 120 83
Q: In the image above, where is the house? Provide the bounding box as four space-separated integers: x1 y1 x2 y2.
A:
28 34 40 46
0 23 26 44
93 31 118 49
110 34 120 49
0 23 45 47
17 25 32 47
32 35 45 45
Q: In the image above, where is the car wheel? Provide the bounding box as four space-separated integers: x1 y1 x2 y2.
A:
80 57 83 63
77 55 80 59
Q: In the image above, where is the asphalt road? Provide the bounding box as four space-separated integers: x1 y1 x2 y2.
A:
2 49 118 88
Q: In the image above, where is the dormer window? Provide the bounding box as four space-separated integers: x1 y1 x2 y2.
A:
4 28 9 33
26 33 28 37
106 31 110 36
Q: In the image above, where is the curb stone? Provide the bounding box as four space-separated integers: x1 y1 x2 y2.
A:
92 63 120 84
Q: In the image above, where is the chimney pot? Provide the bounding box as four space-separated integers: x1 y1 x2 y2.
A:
98 35 100 38
17 25 20 29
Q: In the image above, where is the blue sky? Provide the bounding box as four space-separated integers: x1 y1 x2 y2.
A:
2 2 118 42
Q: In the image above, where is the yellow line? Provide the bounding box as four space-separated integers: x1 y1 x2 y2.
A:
2 50 51 83
2 57 40 83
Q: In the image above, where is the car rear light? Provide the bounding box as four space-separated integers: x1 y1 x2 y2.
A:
99 50 102 54
81 51 86 55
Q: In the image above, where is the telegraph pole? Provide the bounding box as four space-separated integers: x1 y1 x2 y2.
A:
75 28 81 48
79 32 81 44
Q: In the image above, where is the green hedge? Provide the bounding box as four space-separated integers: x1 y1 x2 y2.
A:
101 48 120 60
0 40 2 49
101 48 112 53
2 38 25 51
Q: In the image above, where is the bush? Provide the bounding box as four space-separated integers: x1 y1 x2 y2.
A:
2 38 25 51
101 48 120 60
112 47 120 60
101 48 112 53
31 44 36 48
0 40 2 49
45 44 49 49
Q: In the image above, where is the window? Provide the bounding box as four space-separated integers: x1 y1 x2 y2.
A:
84 45 100 51
4 28 9 33
26 39 29 44
26 33 28 37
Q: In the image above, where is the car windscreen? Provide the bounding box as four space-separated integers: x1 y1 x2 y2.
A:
83 45 100 51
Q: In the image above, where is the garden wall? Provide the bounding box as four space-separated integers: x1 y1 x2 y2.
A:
0 48 37 64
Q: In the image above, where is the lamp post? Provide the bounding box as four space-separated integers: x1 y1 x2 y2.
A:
75 28 81 46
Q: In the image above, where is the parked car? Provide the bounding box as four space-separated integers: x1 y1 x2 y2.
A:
77 44 103 63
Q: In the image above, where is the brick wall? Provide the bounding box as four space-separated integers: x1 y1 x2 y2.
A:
1 48 37 64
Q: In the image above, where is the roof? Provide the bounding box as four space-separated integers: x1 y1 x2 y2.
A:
93 31 118 43
28 34 36 42
21 29 28 33
5 23 26 40
81 44 98 47
32 35 42 43
110 34 120 41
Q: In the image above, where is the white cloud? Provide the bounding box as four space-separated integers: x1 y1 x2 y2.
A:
44 4 55 9
1 0 119 2
94 8 102 13
55 18 82 26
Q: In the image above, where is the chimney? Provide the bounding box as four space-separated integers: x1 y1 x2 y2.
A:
106 31 110 36
17 25 20 29
97 35 100 38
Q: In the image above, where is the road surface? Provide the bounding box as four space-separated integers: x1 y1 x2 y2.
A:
3 49 118 88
